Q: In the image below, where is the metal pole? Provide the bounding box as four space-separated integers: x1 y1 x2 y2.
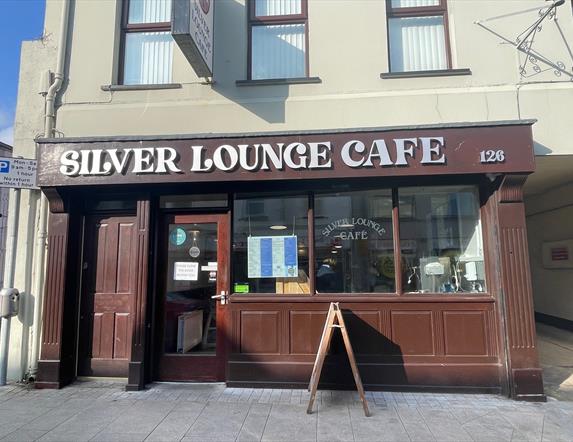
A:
0 188 21 385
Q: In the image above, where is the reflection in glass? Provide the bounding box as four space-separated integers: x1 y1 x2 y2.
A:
252 24 306 79
164 223 218 354
124 32 173 85
314 190 395 293
233 195 309 294
388 16 447 72
399 186 486 294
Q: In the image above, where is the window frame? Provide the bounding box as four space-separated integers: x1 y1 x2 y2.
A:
229 184 490 299
385 0 453 73
118 0 173 86
247 0 310 80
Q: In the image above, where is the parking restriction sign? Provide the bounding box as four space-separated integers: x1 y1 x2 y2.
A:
0 157 37 189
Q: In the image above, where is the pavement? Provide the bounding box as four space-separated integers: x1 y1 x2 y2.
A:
0 323 569 441
537 323 573 402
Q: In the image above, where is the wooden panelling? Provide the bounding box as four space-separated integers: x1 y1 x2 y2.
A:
289 311 327 354
240 311 280 354
443 311 487 356
116 222 135 293
78 215 137 377
342 311 383 355
114 313 130 359
391 311 435 356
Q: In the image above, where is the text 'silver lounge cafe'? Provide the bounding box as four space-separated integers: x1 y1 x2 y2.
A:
34 121 545 400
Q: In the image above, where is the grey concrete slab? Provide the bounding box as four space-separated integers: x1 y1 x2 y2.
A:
24 407 80 431
542 408 573 442
317 403 354 442
461 412 515 442
91 432 149 442
1 380 573 441
349 405 410 442
236 403 272 442
418 408 473 441
146 403 206 442
0 428 48 441
395 406 435 441
261 403 317 442
184 401 249 441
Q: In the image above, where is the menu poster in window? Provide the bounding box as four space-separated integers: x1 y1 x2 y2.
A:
174 261 199 281
248 236 298 278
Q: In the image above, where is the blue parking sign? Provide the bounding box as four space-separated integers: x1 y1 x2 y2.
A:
0 160 10 173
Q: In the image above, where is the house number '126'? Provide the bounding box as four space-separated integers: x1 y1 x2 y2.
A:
480 149 505 163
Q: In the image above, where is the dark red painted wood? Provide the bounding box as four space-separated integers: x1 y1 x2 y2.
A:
78 215 137 377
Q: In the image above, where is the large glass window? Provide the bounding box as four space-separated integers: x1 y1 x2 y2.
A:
249 0 308 79
233 194 310 294
315 190 395 293
387 0 450 73
121 0 173 85
230 185 486 296
399 186 486 294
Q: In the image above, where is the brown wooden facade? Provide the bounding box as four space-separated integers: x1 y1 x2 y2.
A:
34 121 545 400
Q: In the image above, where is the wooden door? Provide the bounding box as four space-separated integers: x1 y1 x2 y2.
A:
78 215 137 377
156 213 230 381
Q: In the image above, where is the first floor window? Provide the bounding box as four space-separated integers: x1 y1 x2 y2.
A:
387 0 450 72
250 0 308 79
121 0 174 85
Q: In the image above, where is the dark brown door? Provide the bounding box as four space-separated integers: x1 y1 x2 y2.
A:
156 213 230 381
78 215 137 377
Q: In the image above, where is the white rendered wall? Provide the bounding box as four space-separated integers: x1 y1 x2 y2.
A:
526 182 573 322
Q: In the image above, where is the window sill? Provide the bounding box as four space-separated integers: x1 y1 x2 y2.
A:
380 68 472 79
100 83 182 92
236 77 322 87
229 293 494 303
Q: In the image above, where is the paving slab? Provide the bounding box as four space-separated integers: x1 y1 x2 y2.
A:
0 377 570 441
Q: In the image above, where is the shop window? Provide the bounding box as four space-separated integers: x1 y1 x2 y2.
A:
314 190 395 293
399 186 486 294
232 194 310 294
121 0 174 85
249 0 308 79
387 0 451 73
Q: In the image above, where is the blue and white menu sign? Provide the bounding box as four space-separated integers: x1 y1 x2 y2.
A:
248 236 298 278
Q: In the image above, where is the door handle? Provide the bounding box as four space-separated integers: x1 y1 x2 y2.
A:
211 291 228 305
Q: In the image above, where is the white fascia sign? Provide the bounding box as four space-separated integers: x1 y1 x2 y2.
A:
172 0 214 77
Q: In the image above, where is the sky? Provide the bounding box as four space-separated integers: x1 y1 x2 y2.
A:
0 0 46 146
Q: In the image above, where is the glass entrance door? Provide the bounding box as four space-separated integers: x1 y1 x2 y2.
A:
156 213 229 381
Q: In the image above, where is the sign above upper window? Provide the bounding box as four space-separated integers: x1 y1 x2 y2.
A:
172 0 214 77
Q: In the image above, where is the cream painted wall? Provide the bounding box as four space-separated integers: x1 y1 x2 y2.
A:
49 0 573 155
526 181 573 322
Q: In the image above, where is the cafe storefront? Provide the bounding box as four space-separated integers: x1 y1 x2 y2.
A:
34 120 545 400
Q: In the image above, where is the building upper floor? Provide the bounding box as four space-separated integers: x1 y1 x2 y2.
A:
13 0 573 151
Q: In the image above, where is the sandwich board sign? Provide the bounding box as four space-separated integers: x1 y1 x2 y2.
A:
0 157 38 189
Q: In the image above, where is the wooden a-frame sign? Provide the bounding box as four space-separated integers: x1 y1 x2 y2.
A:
307 302 370 416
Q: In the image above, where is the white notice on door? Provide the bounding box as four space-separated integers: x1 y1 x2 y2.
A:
174 262 199 281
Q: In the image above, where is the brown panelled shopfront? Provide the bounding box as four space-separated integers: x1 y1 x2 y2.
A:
34 120 544 400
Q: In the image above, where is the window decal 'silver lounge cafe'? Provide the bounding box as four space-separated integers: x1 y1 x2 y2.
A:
34 121 544 401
